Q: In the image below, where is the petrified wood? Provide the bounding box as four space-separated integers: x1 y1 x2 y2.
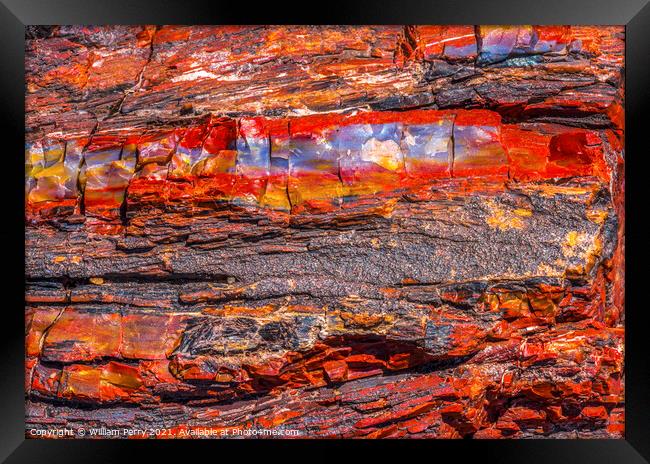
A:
25 25 624 439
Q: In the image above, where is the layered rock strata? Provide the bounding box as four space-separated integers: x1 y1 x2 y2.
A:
25 25 625 439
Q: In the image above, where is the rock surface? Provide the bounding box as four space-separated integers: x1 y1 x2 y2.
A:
25 25 625 439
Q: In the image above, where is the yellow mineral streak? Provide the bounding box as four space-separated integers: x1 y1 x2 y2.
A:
485 200 528 231
563 231 587 257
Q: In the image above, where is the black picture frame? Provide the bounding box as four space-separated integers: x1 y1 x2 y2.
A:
2 0 648 461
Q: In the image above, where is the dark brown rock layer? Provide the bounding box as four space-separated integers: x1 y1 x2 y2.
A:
25 25 625 439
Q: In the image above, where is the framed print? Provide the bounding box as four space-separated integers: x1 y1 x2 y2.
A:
1 0 649 461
